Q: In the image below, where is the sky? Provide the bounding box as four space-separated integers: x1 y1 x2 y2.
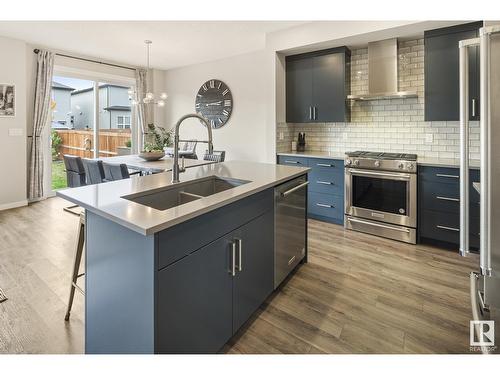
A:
52 76 93 90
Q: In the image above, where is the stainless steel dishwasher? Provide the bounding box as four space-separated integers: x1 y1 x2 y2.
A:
274 175 308 288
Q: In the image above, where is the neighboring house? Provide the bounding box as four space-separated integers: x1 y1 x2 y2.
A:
51 81 74 128
70 84 131 130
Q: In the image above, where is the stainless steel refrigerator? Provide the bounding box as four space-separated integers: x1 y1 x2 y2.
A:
460 24 500 353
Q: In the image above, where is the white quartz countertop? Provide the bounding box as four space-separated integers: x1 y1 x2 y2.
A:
100 154 214 172
57 161 310 236
277 151 480 169
277 151 346 160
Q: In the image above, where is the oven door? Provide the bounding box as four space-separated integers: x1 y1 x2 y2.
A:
345 168 417 228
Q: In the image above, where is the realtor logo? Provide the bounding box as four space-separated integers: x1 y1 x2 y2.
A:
470 320 495 346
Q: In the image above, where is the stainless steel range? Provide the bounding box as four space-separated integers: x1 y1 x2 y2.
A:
344 151 417 244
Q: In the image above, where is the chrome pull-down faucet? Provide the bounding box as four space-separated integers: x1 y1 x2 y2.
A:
172 114 214 183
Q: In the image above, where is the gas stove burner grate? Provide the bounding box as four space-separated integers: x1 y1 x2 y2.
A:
345 151 417 161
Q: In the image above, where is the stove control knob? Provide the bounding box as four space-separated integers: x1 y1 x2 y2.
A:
407 163 414 171
398 163 405 169
374 161 381 167
345 158 352 166
354 160 360 166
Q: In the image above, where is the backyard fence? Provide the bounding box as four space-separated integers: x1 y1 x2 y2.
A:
55 129 131 159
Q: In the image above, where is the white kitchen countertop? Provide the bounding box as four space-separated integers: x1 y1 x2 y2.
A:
57 161 310 236
277 151 480 169
277 151 346 160
99 154 214 173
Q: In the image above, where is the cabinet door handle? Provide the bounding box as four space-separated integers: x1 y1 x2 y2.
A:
316 180 333 185
436 225 460 232
236 238 242 272
316 203 334 208
313 106 317 120
230 241 236 277
316 163 334 167
472 99 476 118
436 173 459 179
309 106 312 120
436 196 460 202
284 160 300 164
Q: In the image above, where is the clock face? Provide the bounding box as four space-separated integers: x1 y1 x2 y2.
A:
195 79 233 129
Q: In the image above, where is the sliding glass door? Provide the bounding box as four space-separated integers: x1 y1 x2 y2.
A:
49 74 135 193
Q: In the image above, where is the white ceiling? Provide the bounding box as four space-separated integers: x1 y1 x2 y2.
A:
0 21 305 70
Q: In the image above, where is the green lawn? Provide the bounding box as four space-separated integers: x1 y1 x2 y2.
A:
52 160 67 191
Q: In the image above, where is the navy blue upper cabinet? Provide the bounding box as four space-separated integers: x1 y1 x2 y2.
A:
286 57 313 123
424 22 483 121
286 47 351 123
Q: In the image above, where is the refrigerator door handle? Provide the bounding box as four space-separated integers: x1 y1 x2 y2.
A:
479 27 495 275
459 38 478 257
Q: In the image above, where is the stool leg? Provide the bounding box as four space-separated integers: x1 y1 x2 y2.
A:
65 213 85 321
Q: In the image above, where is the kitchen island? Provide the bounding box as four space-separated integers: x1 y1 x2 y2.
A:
57 161 309 354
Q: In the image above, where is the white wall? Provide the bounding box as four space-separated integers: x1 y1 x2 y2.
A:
164 50 268 162
0 35 27 210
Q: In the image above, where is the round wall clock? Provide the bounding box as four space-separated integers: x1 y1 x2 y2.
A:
195 79 233 129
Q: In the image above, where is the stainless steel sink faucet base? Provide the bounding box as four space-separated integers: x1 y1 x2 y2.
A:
172 114 214 183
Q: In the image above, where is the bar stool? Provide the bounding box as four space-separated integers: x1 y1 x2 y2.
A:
65 211 85 321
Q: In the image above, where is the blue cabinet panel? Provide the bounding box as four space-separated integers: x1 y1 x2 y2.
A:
278 155 345 225
308 192 344 223
418 165 480 249
277 155 309 167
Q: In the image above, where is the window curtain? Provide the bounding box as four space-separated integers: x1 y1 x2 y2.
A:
28 50 55 201
135 68 153 150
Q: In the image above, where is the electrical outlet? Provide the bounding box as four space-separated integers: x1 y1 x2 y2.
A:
8 128 23 137
279 131 284 141
425 134 433 143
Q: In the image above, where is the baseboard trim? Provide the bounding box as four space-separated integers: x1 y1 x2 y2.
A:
0 199 28 211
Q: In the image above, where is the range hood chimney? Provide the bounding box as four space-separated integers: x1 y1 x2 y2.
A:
347 38 417 101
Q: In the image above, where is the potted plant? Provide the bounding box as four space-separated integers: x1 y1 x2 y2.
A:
139 124 174 161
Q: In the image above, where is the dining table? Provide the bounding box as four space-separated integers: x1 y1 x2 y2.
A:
99 154 215 175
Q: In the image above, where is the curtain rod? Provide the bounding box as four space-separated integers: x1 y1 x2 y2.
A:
33 48 136 72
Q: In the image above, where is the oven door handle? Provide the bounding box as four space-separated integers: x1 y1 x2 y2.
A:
346 217 411 233
346 168 412 181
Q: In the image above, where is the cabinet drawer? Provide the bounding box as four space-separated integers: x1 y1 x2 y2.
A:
157 189 273 269
277 155 309 167
420 209 479 247
309 171 344 195
308 192 343 220
419 166 460 185
420 188 480 217
307 158 344 171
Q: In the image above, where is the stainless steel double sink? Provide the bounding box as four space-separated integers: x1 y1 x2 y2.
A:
122 176 250 211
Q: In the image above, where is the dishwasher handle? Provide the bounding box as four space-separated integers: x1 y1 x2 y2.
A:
281 181 309 198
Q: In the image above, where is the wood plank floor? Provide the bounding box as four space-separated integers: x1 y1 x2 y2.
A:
0 197 478 354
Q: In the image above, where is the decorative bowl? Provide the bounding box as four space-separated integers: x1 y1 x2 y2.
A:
138 151 165 161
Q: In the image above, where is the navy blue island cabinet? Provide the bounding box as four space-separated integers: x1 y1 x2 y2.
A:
84 189 276 354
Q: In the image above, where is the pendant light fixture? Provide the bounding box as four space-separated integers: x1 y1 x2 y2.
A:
129 40 167 107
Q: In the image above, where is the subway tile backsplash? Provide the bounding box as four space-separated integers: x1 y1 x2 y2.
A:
276 38 480 160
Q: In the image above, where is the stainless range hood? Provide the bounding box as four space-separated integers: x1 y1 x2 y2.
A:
347 38 418 101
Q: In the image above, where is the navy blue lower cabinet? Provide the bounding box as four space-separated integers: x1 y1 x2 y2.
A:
232 210 274 333
156 202 275 353
156 233 234 354
278 155 345 225
418 165 480 250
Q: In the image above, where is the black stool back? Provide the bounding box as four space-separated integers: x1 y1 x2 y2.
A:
63 155 86 188
103 162 130 181
82 158 105 185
